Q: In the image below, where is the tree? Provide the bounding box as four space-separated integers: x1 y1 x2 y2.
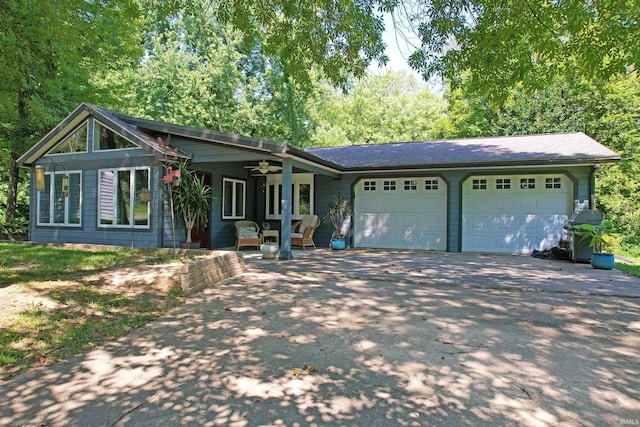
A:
0 0 142 231
401 0 639 100
308 70 446 146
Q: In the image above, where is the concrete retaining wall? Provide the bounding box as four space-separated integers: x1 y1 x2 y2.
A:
179 251 246 295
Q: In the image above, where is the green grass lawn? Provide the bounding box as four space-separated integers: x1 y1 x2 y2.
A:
0 243 190 380
615 252 640 277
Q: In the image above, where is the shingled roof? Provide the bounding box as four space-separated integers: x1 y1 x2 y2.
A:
305 132 620 171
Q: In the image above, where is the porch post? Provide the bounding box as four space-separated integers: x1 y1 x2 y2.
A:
279 158 293 260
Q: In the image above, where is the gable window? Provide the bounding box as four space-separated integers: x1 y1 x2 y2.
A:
545 177 562 189
472 179 487 190
520 178 536 189
265 173 314 220
496 178 511 190
98 167 150 228
383 180 396 191
425 179 439 190
223 178 246 219
94 122 138 151
363 181 376 191
37 171 82 226
404 180 417 190
50 122 88 154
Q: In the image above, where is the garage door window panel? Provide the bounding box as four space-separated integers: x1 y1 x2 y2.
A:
520 178 536 189
425 179 439 190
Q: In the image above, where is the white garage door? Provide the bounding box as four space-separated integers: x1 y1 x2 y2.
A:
354 177 447 250
462 174 572 253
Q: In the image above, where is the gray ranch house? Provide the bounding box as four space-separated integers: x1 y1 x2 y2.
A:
17 103 620 258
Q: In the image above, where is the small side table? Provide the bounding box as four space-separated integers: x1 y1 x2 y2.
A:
262 229 279 246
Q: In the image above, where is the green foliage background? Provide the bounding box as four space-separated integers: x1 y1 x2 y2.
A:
1 0 638 251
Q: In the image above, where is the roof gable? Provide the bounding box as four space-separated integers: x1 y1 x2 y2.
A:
16 103 188 167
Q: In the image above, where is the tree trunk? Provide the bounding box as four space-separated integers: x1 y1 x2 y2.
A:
4 151 19 226
4 90 29 228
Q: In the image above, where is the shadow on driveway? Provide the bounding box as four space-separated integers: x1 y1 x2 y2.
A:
1 249 639 426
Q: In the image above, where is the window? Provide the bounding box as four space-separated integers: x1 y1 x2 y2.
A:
496 178 511 190
520 178 536 189
404 180 417 190
425 179 439 190
223 178 246 219
94 122 138 151
472 179 487 190
50 122 88 154
383 180 396 191
37 171 82 226
363 181 376 191
98 167 150 228
545 177 562 189
265 173 314 220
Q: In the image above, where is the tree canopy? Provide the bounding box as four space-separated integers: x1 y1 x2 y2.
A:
402 0 639 99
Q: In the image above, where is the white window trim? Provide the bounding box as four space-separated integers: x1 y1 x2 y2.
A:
93 120 142 152
97 167 150 229
222 177 246 220
265 173 314 220
36 170 83 227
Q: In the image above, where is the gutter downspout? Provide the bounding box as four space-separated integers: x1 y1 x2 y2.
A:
589 163 600 209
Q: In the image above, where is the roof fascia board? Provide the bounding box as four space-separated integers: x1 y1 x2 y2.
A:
277 152 342 178
16 104 91 167
114 114 287 155
338 161 614 175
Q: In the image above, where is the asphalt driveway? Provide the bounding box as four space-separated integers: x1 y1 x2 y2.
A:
1 250 639 426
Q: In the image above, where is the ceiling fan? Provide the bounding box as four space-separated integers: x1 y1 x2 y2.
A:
244 160 282 174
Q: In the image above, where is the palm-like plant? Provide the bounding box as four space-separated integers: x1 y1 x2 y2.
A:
323 193 352 238
171 162 212 244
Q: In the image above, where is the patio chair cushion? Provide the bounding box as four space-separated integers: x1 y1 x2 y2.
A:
297 215 318 235
237 227 259 237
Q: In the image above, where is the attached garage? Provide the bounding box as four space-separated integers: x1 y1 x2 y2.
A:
354 177 447 250
462 174 573 254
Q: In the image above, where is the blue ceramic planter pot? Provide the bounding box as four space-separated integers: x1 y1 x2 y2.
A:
591 252 615 270
331 239 346 250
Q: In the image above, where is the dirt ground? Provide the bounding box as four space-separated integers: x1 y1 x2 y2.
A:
0 262 184 321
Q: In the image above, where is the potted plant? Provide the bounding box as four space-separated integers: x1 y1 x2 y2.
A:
572 219 616 270
323 193 352 250
170 161 212 249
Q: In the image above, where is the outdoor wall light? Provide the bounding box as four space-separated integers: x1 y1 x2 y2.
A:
35 160 69 197
35 166 45 191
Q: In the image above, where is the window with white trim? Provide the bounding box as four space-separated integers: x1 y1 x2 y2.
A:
363 181 376 191
520 178 536 189
496 178 511 190
472 179 487 190
265 173 314 220
222 178 246 219
37 171 82 226
425 179 439 190
545 177 562 189
94 122 138 151
98 167 150 228
383 180 396 191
